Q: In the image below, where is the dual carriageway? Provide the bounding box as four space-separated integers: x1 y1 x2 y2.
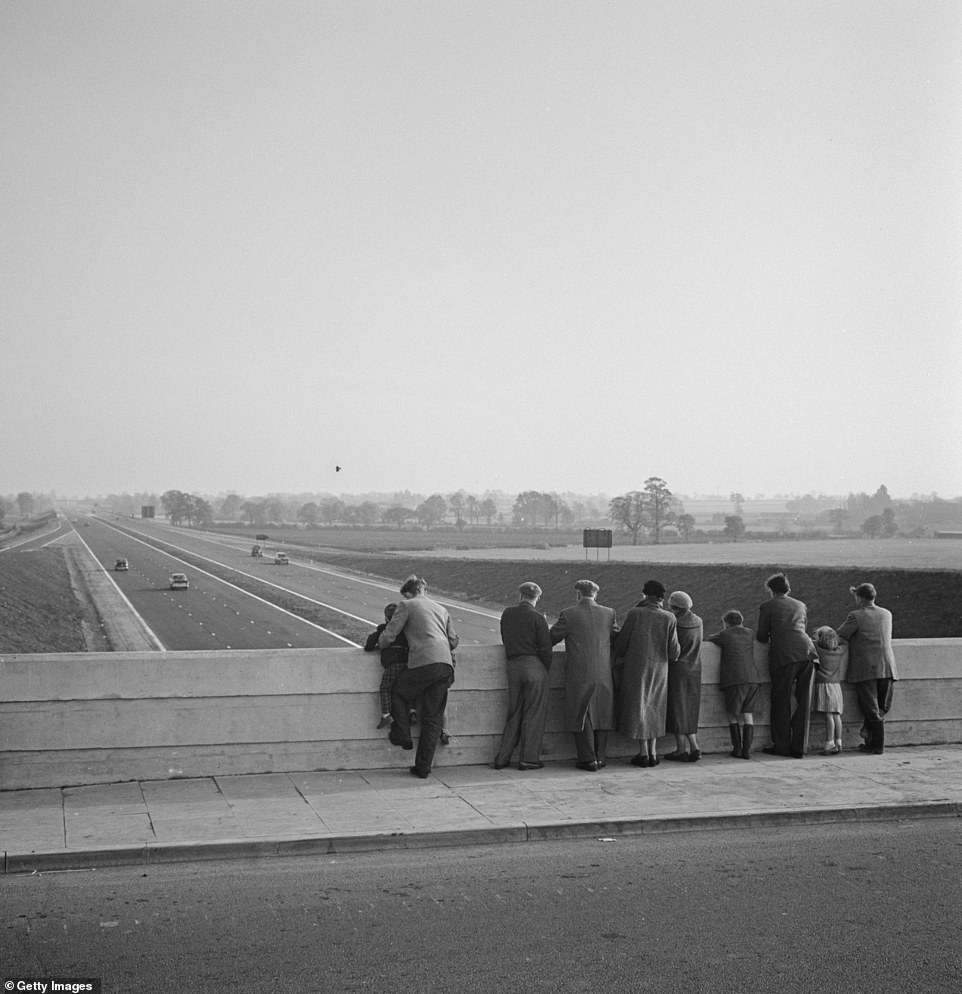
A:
5 516 503 652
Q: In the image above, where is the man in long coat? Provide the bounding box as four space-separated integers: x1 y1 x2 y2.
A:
756 572 816 758
837 581 898 754
614 579 680 767
549 579 619 772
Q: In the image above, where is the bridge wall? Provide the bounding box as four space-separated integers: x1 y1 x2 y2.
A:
1 640 960 788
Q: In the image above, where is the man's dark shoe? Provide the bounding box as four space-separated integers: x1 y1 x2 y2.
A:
409 766 429 779
762 746 786 756
518 761 544 771
576 760 599 772
389 728 414 750
492 760 509 770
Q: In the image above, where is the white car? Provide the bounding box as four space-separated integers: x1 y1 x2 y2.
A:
274 552 289 565
169 572 189 590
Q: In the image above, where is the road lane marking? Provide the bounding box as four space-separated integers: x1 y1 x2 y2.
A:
89 519 360 646
109 519 504 622
70 525 166 651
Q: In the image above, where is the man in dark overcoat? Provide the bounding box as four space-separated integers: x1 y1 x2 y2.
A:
550 579 619 771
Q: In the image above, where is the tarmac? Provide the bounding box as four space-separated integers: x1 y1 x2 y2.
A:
2 743 961 874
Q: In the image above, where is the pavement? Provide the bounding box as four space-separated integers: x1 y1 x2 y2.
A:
2 744 961 874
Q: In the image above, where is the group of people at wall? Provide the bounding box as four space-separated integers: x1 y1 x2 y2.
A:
364 571 897 779
494 572 897 772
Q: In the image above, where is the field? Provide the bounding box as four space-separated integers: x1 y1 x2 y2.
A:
299 550 962 640
3 532 961 652
210 525 962 570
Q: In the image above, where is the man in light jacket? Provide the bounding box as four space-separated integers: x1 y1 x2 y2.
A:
756 572 816 758
837 582 898 755
379 575 459 778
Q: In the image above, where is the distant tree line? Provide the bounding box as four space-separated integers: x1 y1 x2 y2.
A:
31 483 962 541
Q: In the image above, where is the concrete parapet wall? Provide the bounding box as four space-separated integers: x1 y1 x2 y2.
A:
1 640 960 788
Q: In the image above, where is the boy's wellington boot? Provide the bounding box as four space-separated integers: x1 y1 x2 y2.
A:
741 725 754 759
728 723 742 758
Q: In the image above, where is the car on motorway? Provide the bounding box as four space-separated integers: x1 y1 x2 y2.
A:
114 558 129 571
168 572 189 590
274 552 289 565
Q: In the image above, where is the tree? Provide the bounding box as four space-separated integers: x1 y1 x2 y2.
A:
447 491 467 527
465 495 480 526
16 492 35 518
608 491 647 545
479 498 498 526
642 477 674 545
383 505 414 529
219 493 243 521
297 502 321 527
723 514 746 542
861 515 883 538
676 512 696 542
160 489 189 525
880 506 898 538
241 499 267 527
319 498 345 525
356 501 381 526
730 492 744 517
190 495 213 527
416 494 447 529
160 490 211 527
512 491 543 528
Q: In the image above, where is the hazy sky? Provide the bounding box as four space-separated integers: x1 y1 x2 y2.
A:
4 1 961 500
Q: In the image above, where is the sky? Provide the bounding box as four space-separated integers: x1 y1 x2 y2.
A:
3 1 961 502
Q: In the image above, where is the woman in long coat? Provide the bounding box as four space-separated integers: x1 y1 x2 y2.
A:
614 580 680 767
664 591 704 761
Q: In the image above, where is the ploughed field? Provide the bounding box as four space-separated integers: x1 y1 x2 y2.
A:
303 552 961 640
3 539 960 652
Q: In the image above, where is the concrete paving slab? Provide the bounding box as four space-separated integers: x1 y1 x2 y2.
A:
2 745 960 874
214 773 301 799
140 777 222 802
62 781 146 812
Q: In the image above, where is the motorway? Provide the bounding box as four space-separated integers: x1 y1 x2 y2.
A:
54 516 503 652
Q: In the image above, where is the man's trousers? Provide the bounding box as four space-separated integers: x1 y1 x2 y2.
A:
494 655 550 767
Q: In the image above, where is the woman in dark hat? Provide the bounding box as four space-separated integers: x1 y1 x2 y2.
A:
613 580 680 768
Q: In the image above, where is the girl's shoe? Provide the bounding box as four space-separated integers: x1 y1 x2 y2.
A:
376 714 392 730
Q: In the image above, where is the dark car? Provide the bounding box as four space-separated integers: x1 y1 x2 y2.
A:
114 559 129 571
